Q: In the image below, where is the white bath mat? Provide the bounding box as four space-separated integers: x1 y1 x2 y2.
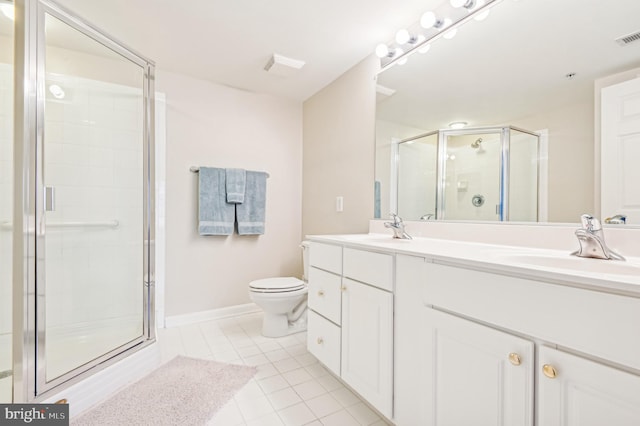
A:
71 356 256 425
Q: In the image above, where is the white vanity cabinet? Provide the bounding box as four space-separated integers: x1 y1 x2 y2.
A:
424 309 534 426
417 260 640 426
537 345 640 426
307 242 343 376
307 242 394 419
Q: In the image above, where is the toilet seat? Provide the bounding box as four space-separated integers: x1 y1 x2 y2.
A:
249 277 305 293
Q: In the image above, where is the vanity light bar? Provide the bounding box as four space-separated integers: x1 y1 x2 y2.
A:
378 0 503 71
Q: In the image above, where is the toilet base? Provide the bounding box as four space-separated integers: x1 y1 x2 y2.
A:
262 310 307 338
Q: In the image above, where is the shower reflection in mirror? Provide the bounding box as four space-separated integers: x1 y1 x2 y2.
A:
382 126 541 222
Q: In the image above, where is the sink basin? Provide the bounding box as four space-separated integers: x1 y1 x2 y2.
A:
500 253 640 276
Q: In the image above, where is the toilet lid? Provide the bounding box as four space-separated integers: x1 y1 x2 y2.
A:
249 277 305 292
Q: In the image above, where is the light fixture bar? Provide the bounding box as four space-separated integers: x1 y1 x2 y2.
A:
379 0 503 72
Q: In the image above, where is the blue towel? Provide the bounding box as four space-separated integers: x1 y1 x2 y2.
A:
198 167 234 235
236 171 268 235
225 168 246 203
374 180 381 219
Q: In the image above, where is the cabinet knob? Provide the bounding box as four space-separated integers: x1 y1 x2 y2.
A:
542 364 557 379
341 286 347 292
316 337 324 345
508 353 521 366
318 290 324 296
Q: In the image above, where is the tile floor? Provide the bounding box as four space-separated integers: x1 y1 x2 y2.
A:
157 312 390 426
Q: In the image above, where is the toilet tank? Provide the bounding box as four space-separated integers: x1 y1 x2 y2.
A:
301 241 310 282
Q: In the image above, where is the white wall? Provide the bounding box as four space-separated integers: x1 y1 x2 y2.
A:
375 119 428 219
303 56 378 236
157 70 303 318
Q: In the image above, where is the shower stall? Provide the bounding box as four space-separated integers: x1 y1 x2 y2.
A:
391 126 540 221
2 0 155 402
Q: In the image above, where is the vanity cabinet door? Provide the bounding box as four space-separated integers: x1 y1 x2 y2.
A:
424 309 534 426
341 278 393 419
538 346 640 426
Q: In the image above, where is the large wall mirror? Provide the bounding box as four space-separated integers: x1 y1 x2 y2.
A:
375 0 640 224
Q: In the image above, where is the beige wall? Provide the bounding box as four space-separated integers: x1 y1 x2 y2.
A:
513 100 594 222
302 55 378 236
157 70 303 317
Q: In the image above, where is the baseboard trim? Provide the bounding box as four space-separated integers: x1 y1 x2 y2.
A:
164 303 261 328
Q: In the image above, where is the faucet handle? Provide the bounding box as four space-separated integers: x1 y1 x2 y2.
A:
580 214 602 232
390 213 402 225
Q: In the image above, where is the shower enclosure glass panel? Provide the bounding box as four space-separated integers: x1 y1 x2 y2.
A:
42 11 146 383
441 131 502 221
397 132 437 220
0 0 13 403
509 129 539 222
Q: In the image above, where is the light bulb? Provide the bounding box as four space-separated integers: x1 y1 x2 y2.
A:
449 122 467 129
375 43 390 58
450 0 467 8
470 0 485 11
420 11 437 28
473 0 490 20
395 29 411 45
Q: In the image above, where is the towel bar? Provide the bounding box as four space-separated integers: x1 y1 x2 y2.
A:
190 166 269 178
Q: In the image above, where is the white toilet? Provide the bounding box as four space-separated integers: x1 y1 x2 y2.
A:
249 241 310 338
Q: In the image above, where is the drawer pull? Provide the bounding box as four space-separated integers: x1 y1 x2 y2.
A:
318 290 324 296
317 337 324 345
508 353 521 366
542 364 557 379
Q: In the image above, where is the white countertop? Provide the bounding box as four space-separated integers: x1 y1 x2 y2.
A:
306 233 640 296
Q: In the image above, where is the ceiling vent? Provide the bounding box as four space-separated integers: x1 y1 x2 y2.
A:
615 30 640 46
264 54 305 77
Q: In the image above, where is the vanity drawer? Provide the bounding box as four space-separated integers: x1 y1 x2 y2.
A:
343 248 393 291
307 310 341 376
308 267 342 325
423 262 640 371
309 242 342 274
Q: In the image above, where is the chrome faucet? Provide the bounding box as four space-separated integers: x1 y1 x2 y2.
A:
384 213 412 239
571 214 625 260
604 214 627 225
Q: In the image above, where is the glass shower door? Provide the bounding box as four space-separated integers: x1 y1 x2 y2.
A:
38 5 152 390
397 132 438 220
439 130 503 221
0 0 13 403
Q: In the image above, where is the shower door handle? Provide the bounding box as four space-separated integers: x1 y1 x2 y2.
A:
45 186 56 212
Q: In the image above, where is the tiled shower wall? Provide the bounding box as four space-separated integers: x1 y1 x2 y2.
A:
43 72 144 332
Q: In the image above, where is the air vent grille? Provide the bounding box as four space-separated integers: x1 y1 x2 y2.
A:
616 31 640 46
